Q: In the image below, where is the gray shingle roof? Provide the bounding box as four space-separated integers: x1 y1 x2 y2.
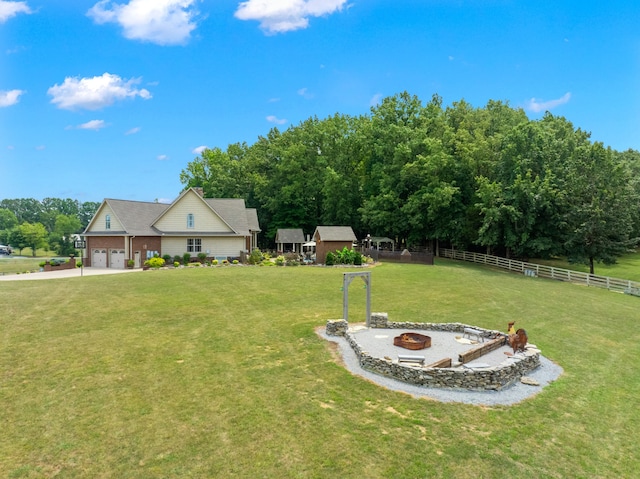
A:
275 228 305 244
314 226 357 242
84 191 259 238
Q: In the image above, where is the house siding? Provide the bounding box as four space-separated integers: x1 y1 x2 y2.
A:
155 191 233 232
161 236 245 258
89 205 123 232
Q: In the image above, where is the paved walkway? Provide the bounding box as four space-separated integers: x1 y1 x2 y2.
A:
0 267 143 281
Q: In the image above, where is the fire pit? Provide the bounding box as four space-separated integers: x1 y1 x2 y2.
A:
393 332 431 350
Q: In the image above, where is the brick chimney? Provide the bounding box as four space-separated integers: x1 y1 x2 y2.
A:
193 187 204 197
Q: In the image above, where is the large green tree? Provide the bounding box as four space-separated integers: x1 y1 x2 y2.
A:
563 143 638 274
12 222 48 256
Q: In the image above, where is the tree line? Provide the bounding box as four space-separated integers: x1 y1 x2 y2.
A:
0 198 100 256
180 92 640 274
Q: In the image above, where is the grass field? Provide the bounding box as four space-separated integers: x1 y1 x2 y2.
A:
1 261 639 478
532 249 640 282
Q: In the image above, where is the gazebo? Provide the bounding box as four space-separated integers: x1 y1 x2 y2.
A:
365 235 395 251
275 228 305 253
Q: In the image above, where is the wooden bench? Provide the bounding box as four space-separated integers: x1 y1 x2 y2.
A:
463 327 484 343
398 354 426 365
426 357 452 368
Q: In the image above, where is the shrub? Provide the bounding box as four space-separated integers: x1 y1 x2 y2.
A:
173 255 182 265
325 251 336 266
183 252 191 265
212 259 218 265
283 252 300 266
162 254 172 264
197 252 207 263
222 259 229 265
145 256 165 269
248 248 263 265
174 261 180 268
232 259 239 265
275 255 285 266
354 251 363 266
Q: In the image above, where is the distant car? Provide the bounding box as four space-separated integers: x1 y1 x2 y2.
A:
0 245 12 256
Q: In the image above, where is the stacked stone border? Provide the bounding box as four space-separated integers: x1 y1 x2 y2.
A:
326 312 541 391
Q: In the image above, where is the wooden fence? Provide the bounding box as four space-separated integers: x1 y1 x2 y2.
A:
439 248 640 295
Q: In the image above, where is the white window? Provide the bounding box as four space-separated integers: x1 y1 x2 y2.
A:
105 214 111 230
187 213 194 229
187 238 202 253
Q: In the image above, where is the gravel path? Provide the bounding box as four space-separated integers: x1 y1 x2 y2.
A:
317 327 564 407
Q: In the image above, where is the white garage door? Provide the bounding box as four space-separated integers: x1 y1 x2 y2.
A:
110 249 125 269
92 249 107 268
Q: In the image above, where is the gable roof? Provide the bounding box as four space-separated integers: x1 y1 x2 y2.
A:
314 226 357 242
84 199 168 236
84 188 259 237
203 198 250 236
246 208 260 232
275 228 305 244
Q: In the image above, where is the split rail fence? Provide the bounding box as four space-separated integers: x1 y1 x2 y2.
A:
439 248 640 296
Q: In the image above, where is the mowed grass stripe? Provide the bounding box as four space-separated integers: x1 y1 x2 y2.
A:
1 262 638 478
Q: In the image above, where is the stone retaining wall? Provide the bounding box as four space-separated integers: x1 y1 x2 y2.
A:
326 314 540 391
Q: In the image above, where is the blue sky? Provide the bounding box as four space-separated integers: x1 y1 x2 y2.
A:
1 0 639 204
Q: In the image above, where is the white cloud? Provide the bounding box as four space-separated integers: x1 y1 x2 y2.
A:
0 1 32 23
48 72 152 111
88 0 200 45
369 93 382 107
297 87 313 99
78 119 107 130
192 145 207 154
125 126 141 135
526 92 571 113
35 145 45 150
266 115 287 125
0 89 25 107
235 0 348 34
157 154 169 160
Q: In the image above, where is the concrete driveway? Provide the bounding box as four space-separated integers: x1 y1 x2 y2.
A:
0 267 143 281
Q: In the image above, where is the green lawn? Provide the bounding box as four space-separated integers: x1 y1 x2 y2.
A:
1 262 639 478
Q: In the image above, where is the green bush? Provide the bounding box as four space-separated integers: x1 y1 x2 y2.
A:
162 254 172 264
212 259 218 265
275 255 285 266
183 252 191 265
325 251 336 266
354 251 363 265
248 248 263 265
145 257 165 268
173 255 182 265
232 259 239 265
197 252 207 263
174 261 180 267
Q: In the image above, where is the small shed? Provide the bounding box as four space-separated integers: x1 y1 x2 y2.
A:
275 228 305 253
313 226 357 264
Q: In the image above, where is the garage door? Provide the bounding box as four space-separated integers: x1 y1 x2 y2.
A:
92 249 107 268
110 249 125 269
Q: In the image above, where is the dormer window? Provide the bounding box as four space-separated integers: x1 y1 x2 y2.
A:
105 214 111 230
187 213 194 229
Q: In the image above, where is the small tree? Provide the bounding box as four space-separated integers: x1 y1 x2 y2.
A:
325 251 336 266
248 248 263 265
